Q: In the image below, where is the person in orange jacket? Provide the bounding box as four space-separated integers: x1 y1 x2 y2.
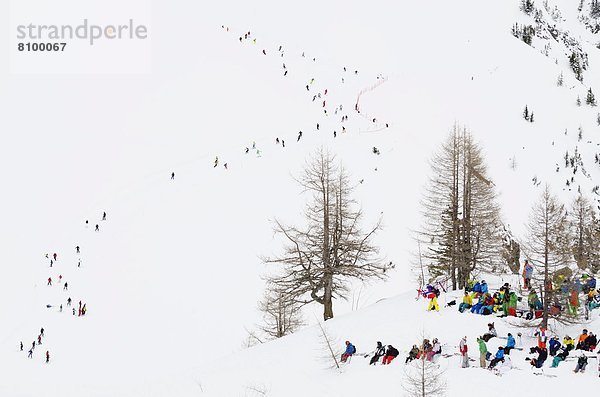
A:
576 329 589 350
569 289 580 315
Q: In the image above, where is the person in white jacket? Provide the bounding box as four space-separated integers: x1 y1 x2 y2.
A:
428 338 442 362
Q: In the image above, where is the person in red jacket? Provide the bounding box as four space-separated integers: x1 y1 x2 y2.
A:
459 336 469 368
47 277 52 286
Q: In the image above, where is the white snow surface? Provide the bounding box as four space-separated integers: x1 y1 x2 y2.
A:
1 0 600 395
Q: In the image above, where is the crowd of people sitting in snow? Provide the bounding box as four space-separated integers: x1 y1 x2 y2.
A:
340 339 436 366
340 258 600 377
445 266 599 320
341 323 600 376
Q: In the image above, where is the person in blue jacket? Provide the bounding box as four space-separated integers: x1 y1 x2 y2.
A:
480 280 489 294
549 336 561 356
473 281 482 293
504 333 516 355
341 340 356 362
470 294 485 314
585 276 596 292
574 279 583 293
488 346 505 369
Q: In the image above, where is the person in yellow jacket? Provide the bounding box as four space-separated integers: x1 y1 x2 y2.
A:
458 291 473 313
563 335 575 351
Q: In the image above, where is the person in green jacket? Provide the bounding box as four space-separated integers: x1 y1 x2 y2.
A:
477 336 488 368
508 291 518 316
501 291 509 316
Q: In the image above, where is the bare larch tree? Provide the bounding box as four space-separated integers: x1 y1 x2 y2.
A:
569 194 600 271
523 185 571 328
418 125 503 290
403 332 446 397
258 285 304 339
264 148 387 320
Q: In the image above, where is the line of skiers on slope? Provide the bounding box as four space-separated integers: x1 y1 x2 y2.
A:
47 274 69 291
30 213 104 364
219 24 392 155
21 327 50 363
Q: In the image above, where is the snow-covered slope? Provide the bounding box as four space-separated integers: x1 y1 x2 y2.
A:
1 0 599 395
198 280 600 396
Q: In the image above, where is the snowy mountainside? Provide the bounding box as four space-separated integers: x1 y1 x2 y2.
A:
198 280 600 396
1 0 600 395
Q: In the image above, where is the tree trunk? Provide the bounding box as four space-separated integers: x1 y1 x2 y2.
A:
421 356 425 397
322 169 332 320
323 274 334 321
451 132 460 290
542 210 550 329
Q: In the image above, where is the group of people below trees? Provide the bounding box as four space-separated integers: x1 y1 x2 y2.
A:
525 273 598 318
452 272 599 321
457 280 519 317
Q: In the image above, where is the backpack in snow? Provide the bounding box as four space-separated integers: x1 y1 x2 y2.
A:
350 345 356 354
